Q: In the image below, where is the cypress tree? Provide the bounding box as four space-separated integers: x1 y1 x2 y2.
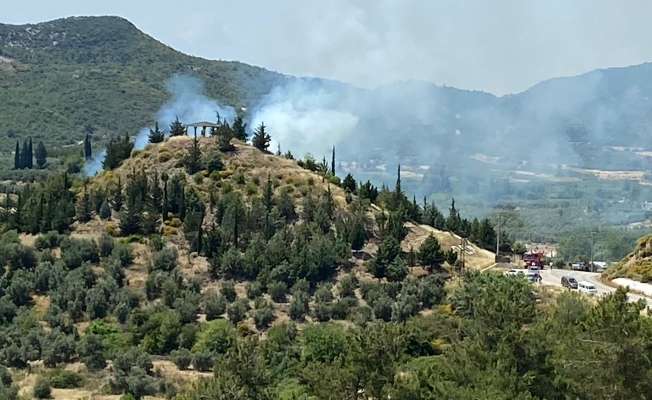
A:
161 172 169 220
77 186 92 223
119 204 141 236
112 177 124 212
179 186 186 221
35 141 47 169
20 139 30 169
84 134 92 160
13 141 20 170
233 201 239 249
184 134 203 174
150 171 163 213
27 138 33 169
331 146 336 176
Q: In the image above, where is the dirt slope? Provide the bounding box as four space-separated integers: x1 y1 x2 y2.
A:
606 234 652 280
403 222 496 270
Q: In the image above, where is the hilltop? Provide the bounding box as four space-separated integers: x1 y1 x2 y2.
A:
85 135 496 273
0 131 505 399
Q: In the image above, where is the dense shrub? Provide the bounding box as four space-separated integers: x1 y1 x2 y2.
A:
220 280 237 303
47 369 84 389
268 281 287 303
151 246 177 272
192 349 214 372
170 348 192 370
60 238 100 268
245 281 263 299
98 233 115 257
33 377 52 399
203 291 227 321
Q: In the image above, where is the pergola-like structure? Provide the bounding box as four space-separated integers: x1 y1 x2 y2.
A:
185 121 221 137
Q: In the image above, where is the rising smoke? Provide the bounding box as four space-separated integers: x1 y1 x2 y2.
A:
83 74 236 176
249 79 359 158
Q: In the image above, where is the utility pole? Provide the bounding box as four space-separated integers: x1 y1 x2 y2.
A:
496 216 501 257
460 237 467 270
590 231 596 272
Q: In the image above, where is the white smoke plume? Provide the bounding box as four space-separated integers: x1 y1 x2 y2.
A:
82 148 106 177
84 73 236 176
250 79 359 159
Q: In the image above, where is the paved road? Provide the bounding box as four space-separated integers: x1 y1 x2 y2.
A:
539 268 652 307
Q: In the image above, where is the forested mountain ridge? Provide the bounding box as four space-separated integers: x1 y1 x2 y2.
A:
5 15 652 168
3 15 652 175
0 16 289 151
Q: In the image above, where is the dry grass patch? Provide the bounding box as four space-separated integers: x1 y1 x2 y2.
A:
31 295 50 316
153 360 212 383
18 233 38 247
403 222 495 270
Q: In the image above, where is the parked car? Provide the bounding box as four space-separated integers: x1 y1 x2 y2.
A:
561 276 578 289
504 269 524 276
578 281 598 296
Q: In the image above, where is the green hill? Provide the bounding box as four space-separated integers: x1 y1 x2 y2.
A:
0 16 287 151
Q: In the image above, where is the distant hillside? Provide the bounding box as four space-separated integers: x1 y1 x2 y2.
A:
0 16 289 151
606 234 652 281
3 15 652 174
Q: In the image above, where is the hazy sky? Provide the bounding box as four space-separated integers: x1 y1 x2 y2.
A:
2 0 652 95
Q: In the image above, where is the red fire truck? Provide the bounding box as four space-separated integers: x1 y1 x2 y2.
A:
522 252 545 268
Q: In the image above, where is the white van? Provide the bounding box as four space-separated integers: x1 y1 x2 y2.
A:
578 281 598 296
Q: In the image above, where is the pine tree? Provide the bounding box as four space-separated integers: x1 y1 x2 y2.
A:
232 115 248 141
342 173 356 193
251 123 271 152
216 124 234 152
84 134 92 160
148 122 165 143
13 141 20 170
35 141 47 169
169 117 186 137
418 234 445 271
102 133 133 171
